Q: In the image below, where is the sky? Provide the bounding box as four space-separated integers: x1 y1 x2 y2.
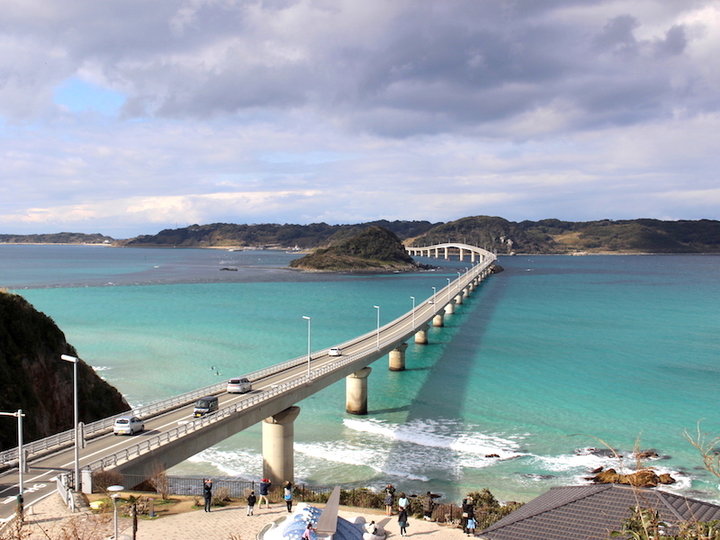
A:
1 0 719 238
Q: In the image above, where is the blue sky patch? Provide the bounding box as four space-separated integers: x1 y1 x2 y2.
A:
53 77 125 115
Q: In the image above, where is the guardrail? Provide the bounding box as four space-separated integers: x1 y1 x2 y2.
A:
1 254 495 469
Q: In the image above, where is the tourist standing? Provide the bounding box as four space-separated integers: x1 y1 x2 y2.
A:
247 490 257 516
461 496 475 533
203 478 213 512
398 507 409 537
384 484 396 515
422 491 435 521
397 492 409 513
258 477 272 509
283 481 293 513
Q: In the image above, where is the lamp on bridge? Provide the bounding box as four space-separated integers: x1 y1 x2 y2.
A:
446 278 451 298
60 354 80 491
302 316 311 381
0 410 25 506
432 286 436 305
373 305 380 350
457 271 461 288
410 296 416 329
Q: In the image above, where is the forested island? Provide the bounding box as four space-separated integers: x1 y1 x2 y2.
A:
3 217 720 254
289 226 422 272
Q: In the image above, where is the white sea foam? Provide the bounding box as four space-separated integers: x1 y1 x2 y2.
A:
92 366 112 371
342 417 523 462
187 447 263 478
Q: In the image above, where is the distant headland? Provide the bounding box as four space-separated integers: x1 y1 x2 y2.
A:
2 216 719 255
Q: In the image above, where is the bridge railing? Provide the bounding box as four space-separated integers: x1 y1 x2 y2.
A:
1 252 496 469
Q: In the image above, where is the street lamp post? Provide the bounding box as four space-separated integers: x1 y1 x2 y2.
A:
410 296 416 329
0 410 25 501
432 287 436 305
457 271 461 288
373 305 380 350
60 354 80 491
446 278 451 299
108 485 125 540
302 316 311 381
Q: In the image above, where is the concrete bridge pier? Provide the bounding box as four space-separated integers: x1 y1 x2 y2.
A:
346 367 372 415
414 324 429 344
262 406 301 485
462 287 470 300
454 293 463 305
389 343 408 371
432 312 444 327
444 300 455 315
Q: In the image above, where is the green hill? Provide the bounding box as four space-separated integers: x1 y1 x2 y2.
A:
0 291 129 450
289 226 419 272
413 217 720 254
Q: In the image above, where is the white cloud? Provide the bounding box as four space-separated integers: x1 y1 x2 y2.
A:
0 0 718 235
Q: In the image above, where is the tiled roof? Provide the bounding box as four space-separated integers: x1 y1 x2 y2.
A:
480 484 720 540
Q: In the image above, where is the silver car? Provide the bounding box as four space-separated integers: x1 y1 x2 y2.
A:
113 416 145 436
226 377 252 394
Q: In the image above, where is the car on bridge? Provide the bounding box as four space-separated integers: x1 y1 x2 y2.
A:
329 347 342 356
113 416 145 435
227 377 252 393
193 395 219 417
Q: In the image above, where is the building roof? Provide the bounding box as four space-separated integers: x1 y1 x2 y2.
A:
480 484 720 540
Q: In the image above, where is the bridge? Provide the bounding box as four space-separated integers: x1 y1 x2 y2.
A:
0 243 496 524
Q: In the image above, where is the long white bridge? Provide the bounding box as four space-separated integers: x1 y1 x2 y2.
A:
0 243 496 524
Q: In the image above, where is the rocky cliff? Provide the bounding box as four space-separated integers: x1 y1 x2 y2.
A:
0 291 130 450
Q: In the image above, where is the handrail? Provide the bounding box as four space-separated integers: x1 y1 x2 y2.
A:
1 249 495 468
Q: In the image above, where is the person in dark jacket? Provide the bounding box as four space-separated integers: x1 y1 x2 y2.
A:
203 478 213 512
258 478 271 509
398 507 409 537
247 490 257 516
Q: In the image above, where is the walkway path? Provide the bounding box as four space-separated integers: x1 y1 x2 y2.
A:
18 494 472 539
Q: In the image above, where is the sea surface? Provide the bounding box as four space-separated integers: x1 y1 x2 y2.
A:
2 244 720 503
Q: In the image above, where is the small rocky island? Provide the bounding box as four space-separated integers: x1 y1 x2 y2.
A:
0 291 129 451
289 225 422 272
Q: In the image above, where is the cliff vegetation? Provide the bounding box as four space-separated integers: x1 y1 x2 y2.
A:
0 291 129 450
289 226 420 272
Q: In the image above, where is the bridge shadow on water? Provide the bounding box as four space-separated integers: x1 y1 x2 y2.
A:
379 271 510 482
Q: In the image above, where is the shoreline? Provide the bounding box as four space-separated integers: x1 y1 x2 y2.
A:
3 242 720 256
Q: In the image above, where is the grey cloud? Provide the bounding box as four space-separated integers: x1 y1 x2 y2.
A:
0 1 715 137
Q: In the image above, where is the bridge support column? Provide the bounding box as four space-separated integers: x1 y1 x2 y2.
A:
433 312 444 327
389 343 408 371
443 247 448 259
415 324 429 344
463 287 470 300
262 406 301 486
346 367 372 415
444 300 455 315
454 293 463 305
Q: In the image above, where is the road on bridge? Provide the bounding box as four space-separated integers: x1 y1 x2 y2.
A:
0 251 494 526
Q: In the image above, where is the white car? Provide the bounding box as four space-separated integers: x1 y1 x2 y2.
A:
227 377 252 394
113 416 144 436
328 347 342 357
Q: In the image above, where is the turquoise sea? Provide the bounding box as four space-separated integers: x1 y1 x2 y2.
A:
2 245 720 503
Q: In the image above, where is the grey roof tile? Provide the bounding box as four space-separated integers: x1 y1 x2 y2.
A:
480 484 720 540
